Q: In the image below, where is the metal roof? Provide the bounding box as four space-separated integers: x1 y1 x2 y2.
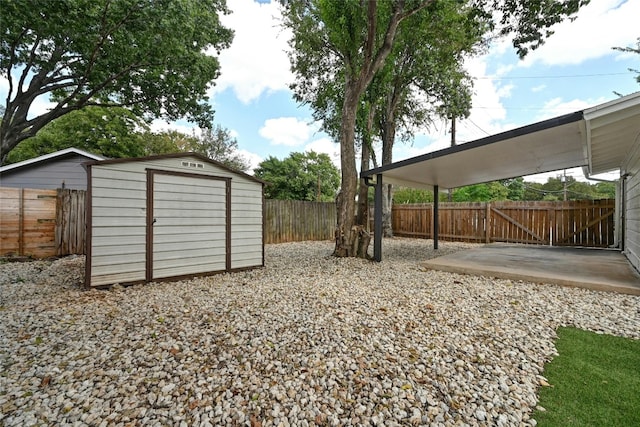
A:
362 91 640 190
0 147 105 173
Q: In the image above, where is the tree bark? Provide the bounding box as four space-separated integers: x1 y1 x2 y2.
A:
334 83 360 257
356 140 371 229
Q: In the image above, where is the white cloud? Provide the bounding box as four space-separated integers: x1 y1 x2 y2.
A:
149 120 196 135
536 96 609 121
304 137 341 169
210 0 293 104
259 117 314 146
531 84 546 93
518 0 640 68
237 148 263 173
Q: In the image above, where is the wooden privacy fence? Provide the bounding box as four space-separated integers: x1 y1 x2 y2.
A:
264 199 336 243
0 188 616 258
0 187 86 257
392 200 615 247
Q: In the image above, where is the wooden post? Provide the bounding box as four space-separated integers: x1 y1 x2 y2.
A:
18 188 24 256
485 202 491 244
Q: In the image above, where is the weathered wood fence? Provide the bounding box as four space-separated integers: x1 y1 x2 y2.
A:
0 187 85 257
264 199 336 243
0 187 616 258
392 200 615 247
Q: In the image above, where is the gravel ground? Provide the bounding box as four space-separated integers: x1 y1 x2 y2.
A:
1 238 639 427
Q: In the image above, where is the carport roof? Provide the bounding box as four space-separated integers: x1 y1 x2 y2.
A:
361 91 640 190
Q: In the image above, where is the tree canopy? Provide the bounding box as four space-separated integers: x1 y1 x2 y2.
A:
254 151 340 202
186 126 251 172
4 106 148 163
4 107 250 172
0 0 233 164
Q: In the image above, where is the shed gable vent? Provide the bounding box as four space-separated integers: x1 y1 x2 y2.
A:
181 161 204 168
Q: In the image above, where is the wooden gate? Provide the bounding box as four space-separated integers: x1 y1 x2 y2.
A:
489 202 552 245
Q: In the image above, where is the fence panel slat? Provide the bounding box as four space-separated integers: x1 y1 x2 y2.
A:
393 199 614 248
264 199 336 244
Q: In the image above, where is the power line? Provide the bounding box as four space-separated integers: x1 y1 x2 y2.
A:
466 118 491 136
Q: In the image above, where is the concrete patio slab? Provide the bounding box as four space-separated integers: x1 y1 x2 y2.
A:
421 244 640 296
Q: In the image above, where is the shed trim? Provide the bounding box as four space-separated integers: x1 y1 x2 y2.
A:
84 164 94 288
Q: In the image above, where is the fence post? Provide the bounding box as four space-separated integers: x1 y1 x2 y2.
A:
18 188 24 256
548 207 555 246
429 204 434 240
485 202 491 244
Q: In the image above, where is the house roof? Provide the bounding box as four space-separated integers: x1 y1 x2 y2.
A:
361 91 640 190
0 147 105 173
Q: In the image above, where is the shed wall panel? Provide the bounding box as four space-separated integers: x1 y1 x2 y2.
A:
89 166 147 286
0 155 92 190
624 145 640 272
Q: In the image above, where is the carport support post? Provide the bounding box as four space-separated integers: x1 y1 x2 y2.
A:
433 185 439 250
374 174 383 262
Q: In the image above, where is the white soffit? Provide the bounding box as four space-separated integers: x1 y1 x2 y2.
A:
363 112 587 191
583 91 640 175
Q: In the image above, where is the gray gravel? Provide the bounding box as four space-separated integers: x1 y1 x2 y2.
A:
1 239 639 426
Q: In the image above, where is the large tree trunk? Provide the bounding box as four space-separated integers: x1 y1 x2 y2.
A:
333 1 409 258
334 84 360 257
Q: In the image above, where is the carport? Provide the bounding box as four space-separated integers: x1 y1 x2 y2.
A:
361 92 640 293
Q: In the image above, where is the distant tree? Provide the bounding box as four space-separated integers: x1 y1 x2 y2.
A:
393 187 434 204
522 175 617 201
5 106 148 163
187 126 251 172
594 181 616 199
0 0 233 164
452 182 509 202
140 130 198 157
504 177 526 200
254 151 340 202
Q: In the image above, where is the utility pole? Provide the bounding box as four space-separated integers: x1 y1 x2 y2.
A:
450 116 456 147
562 170 567 201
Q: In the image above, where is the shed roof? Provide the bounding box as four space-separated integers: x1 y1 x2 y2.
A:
361 91 640 190
0 147 105 173
84 152 266 184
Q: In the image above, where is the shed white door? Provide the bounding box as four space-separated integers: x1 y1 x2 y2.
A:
150 171 229 280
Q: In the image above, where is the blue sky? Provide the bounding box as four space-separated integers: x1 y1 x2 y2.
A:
161 0 638 183
9 0 640 182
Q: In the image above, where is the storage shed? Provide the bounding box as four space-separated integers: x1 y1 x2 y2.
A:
85 153 264 288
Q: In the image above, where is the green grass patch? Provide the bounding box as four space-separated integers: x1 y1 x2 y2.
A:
534 327 640 427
